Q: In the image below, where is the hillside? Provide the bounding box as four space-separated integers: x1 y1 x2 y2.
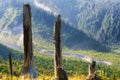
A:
0 0 120 79
0 44 10 59
0 44 22 60
0 0 109 51
35 0 120 48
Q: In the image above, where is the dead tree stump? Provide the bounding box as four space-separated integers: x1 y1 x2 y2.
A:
53 15 68 80
21 4 37 79
9 52 13 79
86 60 99 80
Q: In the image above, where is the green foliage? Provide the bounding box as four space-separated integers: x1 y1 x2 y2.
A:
0 44 120 79
0 51 120 79
0 44 23 60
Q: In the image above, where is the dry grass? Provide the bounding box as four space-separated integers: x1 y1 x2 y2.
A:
0 74 111 80
0 75 86 80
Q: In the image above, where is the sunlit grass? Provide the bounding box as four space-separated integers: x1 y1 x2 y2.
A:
0 75 111 80
0 75 86 80
62 49 120 67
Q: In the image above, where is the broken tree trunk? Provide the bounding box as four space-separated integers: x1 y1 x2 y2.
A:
9 52 13 80
86 60 99 80
53 15 68 80
89 61 96 75
53 15 62 77
22 4 37 79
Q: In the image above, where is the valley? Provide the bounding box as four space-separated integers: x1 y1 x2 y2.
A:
0 0 120 79
0 40 112 65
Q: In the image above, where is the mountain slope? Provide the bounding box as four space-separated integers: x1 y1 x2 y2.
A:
0 0 110 52
0 44 9 59
35 0 120 48
0 44 22 60
33 7 110 51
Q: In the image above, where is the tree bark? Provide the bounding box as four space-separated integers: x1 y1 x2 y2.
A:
22 4 37 79
87 60 98 80
9 52 13 80
53 15 62 77
89 61 96 75
53 15 68 80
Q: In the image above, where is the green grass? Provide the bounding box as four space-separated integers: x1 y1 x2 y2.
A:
0 50 120 79
62 49 120 67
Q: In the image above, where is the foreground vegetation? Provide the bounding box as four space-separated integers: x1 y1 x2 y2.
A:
0 51 120 80
0 44 120 79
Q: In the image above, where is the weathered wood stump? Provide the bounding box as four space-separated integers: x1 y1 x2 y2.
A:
9 52 13 79
53 15 68 80
86 60 99 80
21 4 38 79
